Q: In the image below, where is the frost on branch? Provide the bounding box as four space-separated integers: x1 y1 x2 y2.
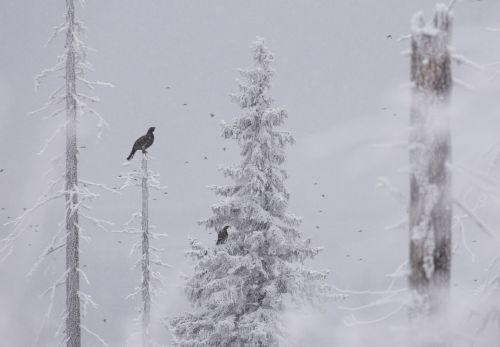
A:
170 37 331 347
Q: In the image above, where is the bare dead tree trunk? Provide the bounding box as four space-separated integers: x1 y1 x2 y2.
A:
408 3 452 329
64 0 81 346
118 155 167 345
141 155 151 347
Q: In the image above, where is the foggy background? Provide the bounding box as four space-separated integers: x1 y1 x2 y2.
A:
1 0 500 346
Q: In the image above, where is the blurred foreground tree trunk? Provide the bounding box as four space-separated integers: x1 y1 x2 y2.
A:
408 4 452 346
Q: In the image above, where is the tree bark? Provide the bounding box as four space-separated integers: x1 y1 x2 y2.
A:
408 4 452 326
65 0 81 346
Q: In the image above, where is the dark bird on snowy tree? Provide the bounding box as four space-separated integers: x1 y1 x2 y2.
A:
216 225 229 245
126 127 155 160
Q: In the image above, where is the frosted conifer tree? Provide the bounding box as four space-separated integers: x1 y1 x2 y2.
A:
117 155 168 347
408 3 452 325
170 37 329 347
1 1 112 346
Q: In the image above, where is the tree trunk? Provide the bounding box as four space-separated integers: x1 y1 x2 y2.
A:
141 155 151 347
408 3 452 329
65 0 81 346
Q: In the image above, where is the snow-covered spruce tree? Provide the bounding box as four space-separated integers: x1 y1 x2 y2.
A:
1 1 112 346
408 4 452 324
117 155 168 347
170 37 329 347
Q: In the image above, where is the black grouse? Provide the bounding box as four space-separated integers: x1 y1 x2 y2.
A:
127 127 155 160
216 225 229 245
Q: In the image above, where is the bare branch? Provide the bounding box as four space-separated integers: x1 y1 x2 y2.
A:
41 270 69 314
331 284 406 296
376 176 407 209
490 70 500 82
80 212 115 232
340 291 405 312
80 179 119 194
37 121 68 155
34 58 66 91
81 325 109 347
0 191 65 261
79 291 98 317
77 76 115 90
448 162 500 188
400 49 411 57
46 21 68 46
453 199 498 239
453 78 474 90
27 224 66 277
31 270 68 347
448 0 458 10
343 304 405 327
452 54 484 70
78 267 91 286
384 219 408 232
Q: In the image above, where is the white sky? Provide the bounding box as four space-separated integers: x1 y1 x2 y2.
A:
1 0 500 346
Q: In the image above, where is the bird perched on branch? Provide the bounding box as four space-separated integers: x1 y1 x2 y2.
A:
216 225 229 245
126 127 155 160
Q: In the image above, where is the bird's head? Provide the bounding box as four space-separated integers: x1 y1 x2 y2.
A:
147 127 156 134
222 225 230 232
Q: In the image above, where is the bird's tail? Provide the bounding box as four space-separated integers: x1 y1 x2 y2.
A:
126 149 136 161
